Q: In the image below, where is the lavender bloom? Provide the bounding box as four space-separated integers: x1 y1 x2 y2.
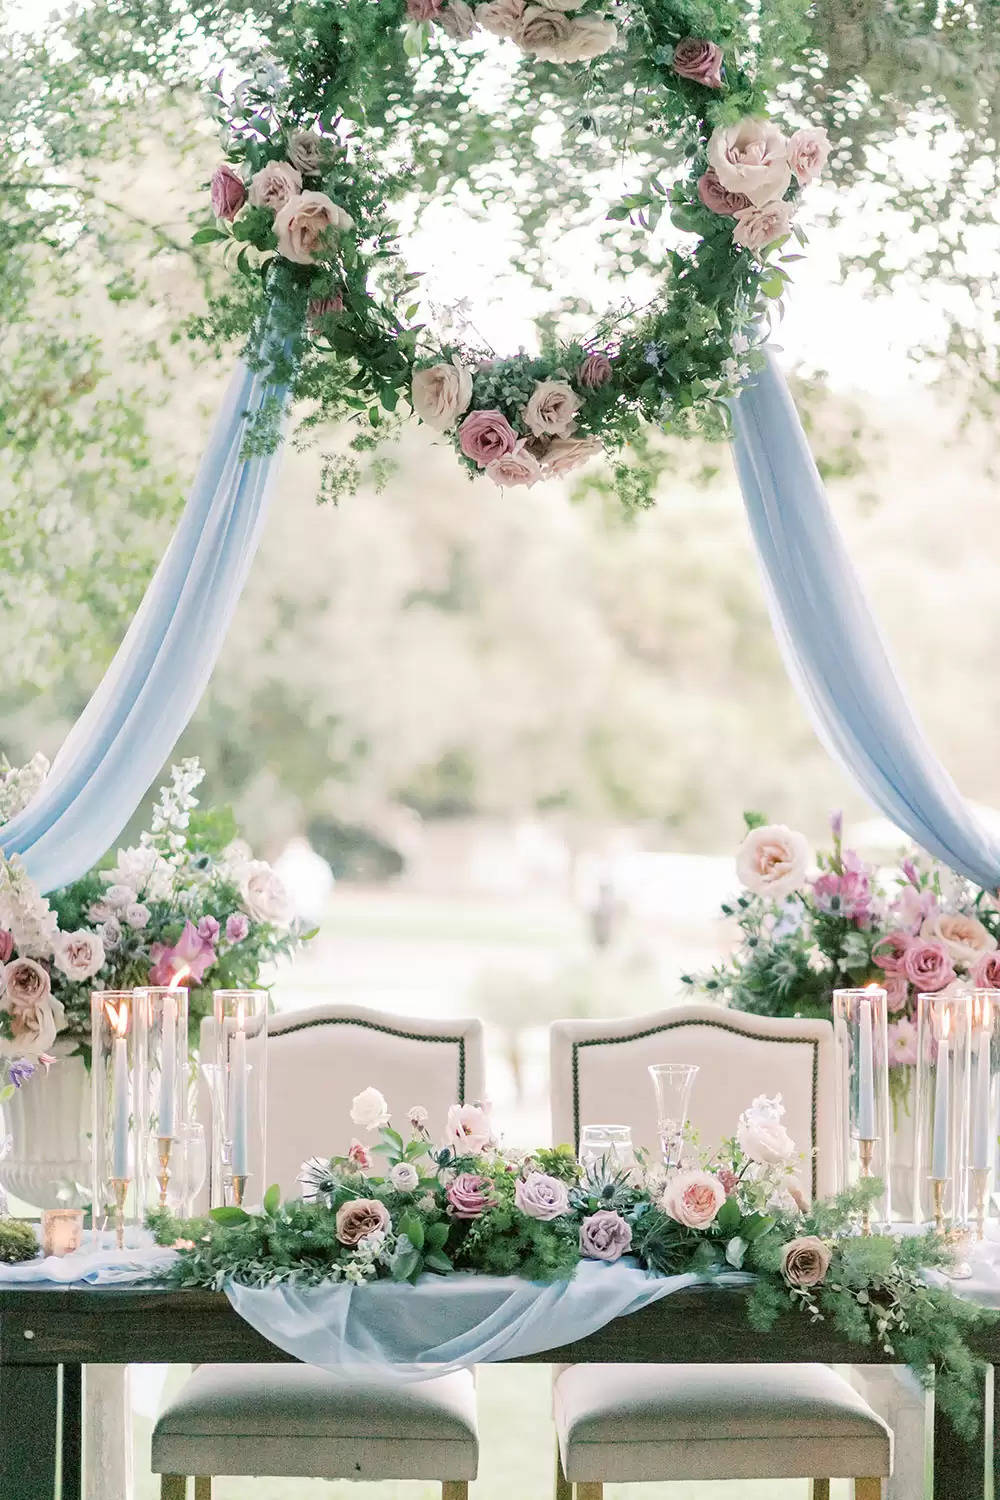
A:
7 1060 35 1089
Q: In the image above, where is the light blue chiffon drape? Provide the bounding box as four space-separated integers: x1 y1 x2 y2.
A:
1 357 286 894
731 353 1000 892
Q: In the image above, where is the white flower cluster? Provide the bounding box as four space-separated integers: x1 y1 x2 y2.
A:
0 855 61 959
147 757 206 858
0 753 50 828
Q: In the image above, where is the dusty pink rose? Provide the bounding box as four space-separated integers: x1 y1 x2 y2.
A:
780 1235 831 1288
274 192 354 265
732 199 794 252
55 929 105 982
486 444 544 489
1 959 65 1054
786 127 831 186
902 939 955 993
662 1168 726 1229
580 1210 632 1261
225 913 250 944
335 1197 391 1246
347 1139 372 1170
248 160 302 212
672 37 724 88
522 379 581 439
459 409 518 467
437 0 478 34
708 118 791 207
737 824 809 899
883 972 910 1013
516 5 573 58
412 358 474 432
872 930 911 974
556 15 617 59
515 1171 571 1220
972 951 1000 989
210 163 246 221
445 1172 496 1218
541 437 603 478
476 0 525 36
577 354 613 388
697 169 752 217
0 931 14 963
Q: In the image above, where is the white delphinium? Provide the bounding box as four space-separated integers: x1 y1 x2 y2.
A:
0 855 60 958
0 753 50 826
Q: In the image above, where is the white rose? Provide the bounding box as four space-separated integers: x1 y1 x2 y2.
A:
248 159 303 212
54 930 106 982
411 358 474 432
239 861 294 927
736 824 810 900
737 1094 797 1165
708 117 791 207
553 14 618 59
351 1086 390 1132
123 903 150 929
388 1161 420 1192
104 884 137 910
445 1101 494 1154
920 912 997 969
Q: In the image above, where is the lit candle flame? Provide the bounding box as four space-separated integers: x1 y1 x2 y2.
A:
104 998 128 1038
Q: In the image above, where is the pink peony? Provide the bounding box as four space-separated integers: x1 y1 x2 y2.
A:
786 127 831 186
446 1172 496 1218
515 1171 571 1220
672 37 724 88
662 1168 726 1229
148 919 216 987
883 972 910 1014
887 1016 919 1066
458 409 518 468
225 912 250 944
972 950 1000 989
697 169 751 217
347 1139 372 1170
579 1210 632 1261
577 354 613 389
872 931 912 974
210 163 246 222
902 939 955 993
0 931 13 963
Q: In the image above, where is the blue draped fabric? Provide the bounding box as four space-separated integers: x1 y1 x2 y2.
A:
1 358 286 894
731 352 1000 892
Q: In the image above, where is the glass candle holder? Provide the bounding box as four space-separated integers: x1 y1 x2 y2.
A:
211 990 268 1209
579 1124 636 1180
833 987 892 1231
135 984 190 1212
648 1063 698 1170
90 990 144 1248
915 988 972 1229
966 990 999 1238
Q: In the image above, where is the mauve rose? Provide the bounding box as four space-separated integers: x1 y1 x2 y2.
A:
708 118 791 207
786 127 831 186
697 168 752 217
124 903 150 929
732 199 794 252
972 951 1000 988
226 912 250 944
437 0 478 33
515 1171 571 1220
872 930 911 973
579 1210 632 1261
210 163 246 221
884 972 910 1013
921 912 997 969
662 1168 726 1229
274 192 354 265
336 1197 391 1246
780 1235 831 1288
516 5 573 58
248 160 302 213
522 379 582 439
412 358 474 432
55 929 106 982
0 932 13 963
577 354 612 388
459 409 518 467
287 129 328 177
486 445 544 489
1 959 65 1054
476 0 525 36
446 1172 496 1218
555 15 617 59
541 437 603 478
672 37 724 88
902 939 955 992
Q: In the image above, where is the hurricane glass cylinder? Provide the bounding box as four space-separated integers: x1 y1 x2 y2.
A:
647 1063 698 1170
967 990 1000 1238
211 990 267 1210
578 1124 635 1179
135 985 190 1213
90 990 145 1245
915 988 972 1228
833 987 892 1227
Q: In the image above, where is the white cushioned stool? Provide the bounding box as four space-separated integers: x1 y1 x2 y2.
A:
153 1363 477 1494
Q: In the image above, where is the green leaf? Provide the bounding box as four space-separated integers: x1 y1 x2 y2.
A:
210 1206 251 1225
741 1212 775 1242
424 1249 453 1273
399 1212 424 1249
725 1235 748 1269
425 1221 449 1250
191 226 226 245
262 1184 281 1217
606 205 632 221
715 1195 741 1235
691 1240 722 1273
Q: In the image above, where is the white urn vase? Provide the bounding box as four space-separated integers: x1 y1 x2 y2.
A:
0 1054 91 1209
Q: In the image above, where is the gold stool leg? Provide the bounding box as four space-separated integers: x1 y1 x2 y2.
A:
441 1485 469 1500
812 1483 831 1500
576 1486 604 1499
554 1448 572 1500
854 1482 883 1500
194 1481 213 1500
160 1480 187 1500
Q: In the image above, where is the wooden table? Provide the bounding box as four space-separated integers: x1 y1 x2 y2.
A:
0 1280 993 1500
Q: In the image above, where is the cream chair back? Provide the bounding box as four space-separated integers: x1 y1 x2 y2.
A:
550 1004 837 1199
199 1002 486 1199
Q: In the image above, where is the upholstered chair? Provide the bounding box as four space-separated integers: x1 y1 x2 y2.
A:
549 1004 892 1500
152 1001 485 1500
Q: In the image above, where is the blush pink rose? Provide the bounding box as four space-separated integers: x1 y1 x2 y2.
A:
732 199 794 252
708 118 791 207
445 1172 496 1218
476 0 525 37
459 409 518 467
972 951 1000 989
577 354 613 388
872 931 911 973
672 38 724 88
248 160 302 212
210 163 246 221
274 192 354 265
540 437 603 478
786 127 831 186
662 1168 726 1229
697 169 752 217
486 444 544 489
335 1198 391 1246
902 940 955 993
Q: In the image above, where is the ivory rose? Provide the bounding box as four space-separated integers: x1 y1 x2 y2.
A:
541 437 603 477
577 353 612 388
475 0 525 36
708 118 791 207
446 1101 494 1153
920 912 997 969
437 0 479 37
412 358 474 431
55 930 106 982
0 960 65 1054
662 1168 726 1229
522 379 582 439
389 1161 420 1192
671 38 724 88
515 5 573 59
736 824 810 899
335 1198 391 1246
210 163 246 221
902 939 955 992
780 1235 831 1288
248 160 302 212
697 168 751 217
580 1210 632 1261
351 1087 390 1131
515 1171 571 1220
556 15 618 59
737 1094 797 1165
732 199 794 252
486 444 544 488
786 127 831 186
274 192 354 265
459 409 518 467
240 861 293 927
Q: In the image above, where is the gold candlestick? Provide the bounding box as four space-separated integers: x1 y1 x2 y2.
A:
111 1178 130 1251
232 1174 248 1207
971 1167 991 1241
858 1137 876 1236
157 1136 174 1210
931 1177 948 1234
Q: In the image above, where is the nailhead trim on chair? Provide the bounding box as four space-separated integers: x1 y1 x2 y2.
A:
270 1015 468 1102
571 1017 820 1198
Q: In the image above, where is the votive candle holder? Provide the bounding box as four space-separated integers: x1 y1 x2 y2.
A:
210 990 268 1210
833 986 892 1231
915 988 972 1230
90 990 145 1247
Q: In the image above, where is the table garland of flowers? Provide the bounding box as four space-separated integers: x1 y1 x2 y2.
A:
151 1086 993 1438
192 0 831 509
0 756 311 1077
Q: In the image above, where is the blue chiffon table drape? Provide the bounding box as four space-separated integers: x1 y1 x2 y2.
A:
731 352 1000 892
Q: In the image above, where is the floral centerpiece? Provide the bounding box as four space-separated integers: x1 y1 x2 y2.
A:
152 1086 992 1437
0 755 310 1075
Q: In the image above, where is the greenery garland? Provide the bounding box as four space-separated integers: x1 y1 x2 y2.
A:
151 1087 996 1439
191 0 832 508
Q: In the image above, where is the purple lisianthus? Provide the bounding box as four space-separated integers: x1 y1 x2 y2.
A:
6 1059 36 1089
514 1171 570 1221
445 1172 496 1219
579 1210 632 1262
198 915 220 943
226 913 250 944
